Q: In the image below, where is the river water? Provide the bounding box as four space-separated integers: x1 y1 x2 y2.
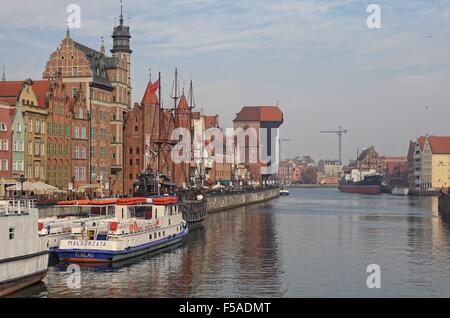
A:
17 188 450 298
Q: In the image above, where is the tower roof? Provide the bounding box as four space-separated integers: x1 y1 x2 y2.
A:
111 2 132 54
178 94 189 111
233 106 284 123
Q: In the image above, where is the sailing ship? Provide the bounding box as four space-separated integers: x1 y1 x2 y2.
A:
137 69 208 227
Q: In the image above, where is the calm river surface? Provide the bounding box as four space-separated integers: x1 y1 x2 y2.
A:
17 188 450 298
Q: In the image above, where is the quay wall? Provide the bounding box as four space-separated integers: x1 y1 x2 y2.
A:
206 188 279 213
410 189 440 197
439 193 450 215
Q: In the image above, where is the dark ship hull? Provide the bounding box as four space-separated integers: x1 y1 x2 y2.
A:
339 175 383 195
179 199 208 228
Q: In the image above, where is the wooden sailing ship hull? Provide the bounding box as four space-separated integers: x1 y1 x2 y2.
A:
179 200 208 227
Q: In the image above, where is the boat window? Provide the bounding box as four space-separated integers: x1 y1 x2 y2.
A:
9 227 15 240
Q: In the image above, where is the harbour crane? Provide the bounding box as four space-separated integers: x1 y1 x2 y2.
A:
319 126 347 163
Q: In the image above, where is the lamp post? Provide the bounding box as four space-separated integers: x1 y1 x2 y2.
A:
71 176 76 200
19 174 26 198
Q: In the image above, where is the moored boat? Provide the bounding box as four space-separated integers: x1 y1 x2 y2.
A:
0 199 49 297
54 197 188 263
391 187 409 196
339 174 383 195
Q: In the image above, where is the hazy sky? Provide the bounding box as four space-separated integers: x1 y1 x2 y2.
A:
1 0 450 163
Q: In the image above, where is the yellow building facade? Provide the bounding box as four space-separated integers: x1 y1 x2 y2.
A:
421 136 450 190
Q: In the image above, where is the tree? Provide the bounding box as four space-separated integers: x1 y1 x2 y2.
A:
301 166 318 184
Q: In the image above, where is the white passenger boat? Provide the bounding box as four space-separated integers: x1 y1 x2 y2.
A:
0 199 49 297
391 187 409 196
39 215 113 250
54 197 188 263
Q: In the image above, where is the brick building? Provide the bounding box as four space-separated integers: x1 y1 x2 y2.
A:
43 10 132 196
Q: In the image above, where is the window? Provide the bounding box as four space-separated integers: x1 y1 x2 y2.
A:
91 146 96 158
2 160 8 171
74 146 79 159
72 67 78 77
35 120 40 134
74 127 80 139
13 161 18 171
81 127 87 139
136 148 140 155
13 141 18 151
34 142 40 156
81 147 86 159
79 108 83 119
0 123 7 131
74 166 79 181
100 129 106 139
80 167 86 181
9 227 14 240
100 147 105 159
72 88 78 98
90 128 96 140
91 166 97 180
130 148 133 155
17 123 22 132
34 163 40 179
3 140 8 151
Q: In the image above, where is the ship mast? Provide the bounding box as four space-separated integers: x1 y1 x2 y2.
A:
188 79 196 188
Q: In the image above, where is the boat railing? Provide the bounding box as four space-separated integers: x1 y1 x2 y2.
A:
0 199 36 216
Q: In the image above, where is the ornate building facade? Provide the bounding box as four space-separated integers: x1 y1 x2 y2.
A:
43 9 132 195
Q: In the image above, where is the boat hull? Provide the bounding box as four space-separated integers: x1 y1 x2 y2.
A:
340 185 381 194
56 228 189 264
0 270 47 298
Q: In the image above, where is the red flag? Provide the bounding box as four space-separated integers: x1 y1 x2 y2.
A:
149 79 160 95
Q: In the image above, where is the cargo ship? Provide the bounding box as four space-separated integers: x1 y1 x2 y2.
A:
339 174 383 195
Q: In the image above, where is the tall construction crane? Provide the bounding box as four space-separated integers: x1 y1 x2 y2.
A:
279 138 291 161
319 126 347 163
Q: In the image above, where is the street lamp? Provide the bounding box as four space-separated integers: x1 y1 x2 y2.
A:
71 176 76 199
19 174 26 198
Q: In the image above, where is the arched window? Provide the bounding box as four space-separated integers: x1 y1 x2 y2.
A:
0 123 6 131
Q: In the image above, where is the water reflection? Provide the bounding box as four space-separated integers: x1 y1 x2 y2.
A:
20 189 450 297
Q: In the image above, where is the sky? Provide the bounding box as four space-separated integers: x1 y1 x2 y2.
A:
1 0 450 163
